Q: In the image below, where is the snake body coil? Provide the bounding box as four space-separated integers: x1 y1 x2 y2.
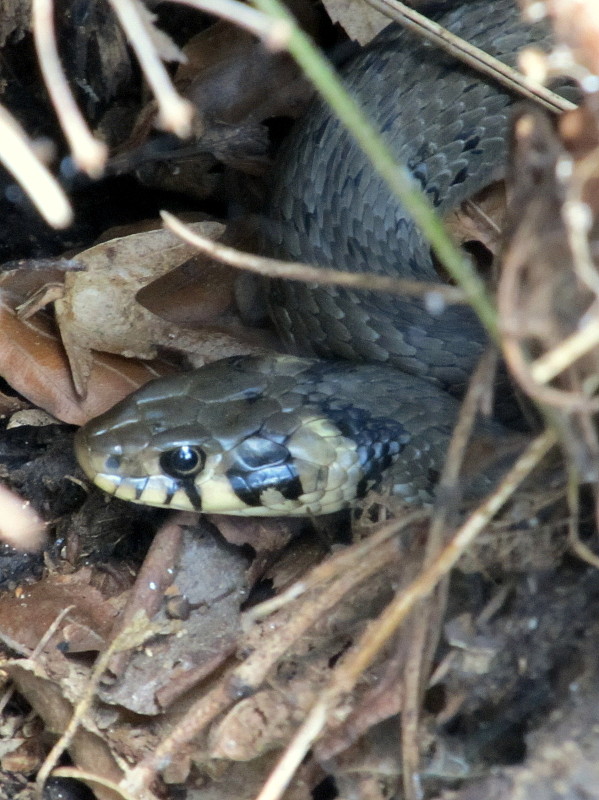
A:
75 1 550 515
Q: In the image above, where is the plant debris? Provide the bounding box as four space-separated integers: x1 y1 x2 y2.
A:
0 2 598 800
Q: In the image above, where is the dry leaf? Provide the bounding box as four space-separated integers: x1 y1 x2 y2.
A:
444 181 506 255
53 221 268 397
322 0 390 44
0 289 174 425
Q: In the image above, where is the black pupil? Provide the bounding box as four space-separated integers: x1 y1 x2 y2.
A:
159 446 203 477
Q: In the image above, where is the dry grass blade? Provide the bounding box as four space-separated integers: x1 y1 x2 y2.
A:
106 0 193 136
362 0 575 114
0 106 72 228
161 211 466 301
31 0 107 177
253 428 557 800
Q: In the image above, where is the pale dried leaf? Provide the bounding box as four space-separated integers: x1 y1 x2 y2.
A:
323 0 389 44
54 221 234 395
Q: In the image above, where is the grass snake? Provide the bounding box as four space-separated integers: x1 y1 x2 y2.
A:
75 0 553 516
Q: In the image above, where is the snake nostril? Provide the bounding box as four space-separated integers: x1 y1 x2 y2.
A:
105 454 122 471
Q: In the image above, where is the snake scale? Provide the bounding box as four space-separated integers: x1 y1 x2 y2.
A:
75 0 551 515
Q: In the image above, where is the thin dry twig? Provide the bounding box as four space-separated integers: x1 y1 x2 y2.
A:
107 0 193 136
31 0 107 177
0 106 72 228
400 348 501 800
530 313 599 384
36 612 160 797
362 0 575 114
245 510 428 622
120 515 420 793
161 211 466 302
253 428 557 800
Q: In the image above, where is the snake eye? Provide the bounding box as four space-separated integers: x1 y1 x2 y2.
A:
159 446 205 478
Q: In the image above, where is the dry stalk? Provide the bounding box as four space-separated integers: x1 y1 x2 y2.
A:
253 429 556 800
35 612 162 797
161 211 466 302
361 0 574 114
400 348 501 800
31 0 107 177
106 0 193 137
245 509 428 623
0 106 72 228
120 525 408 793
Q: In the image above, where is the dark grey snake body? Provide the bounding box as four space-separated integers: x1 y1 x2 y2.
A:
268 0 544 393
74 1 552 515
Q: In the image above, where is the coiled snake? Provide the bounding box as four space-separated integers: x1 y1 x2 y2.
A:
74 0 551 516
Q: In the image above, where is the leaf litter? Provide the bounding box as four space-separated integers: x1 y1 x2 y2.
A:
0 2 598 800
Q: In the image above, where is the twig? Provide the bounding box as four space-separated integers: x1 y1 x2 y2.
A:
362 0 575 114
530 313 599 384
122 520 411 792
31 0 107 177
36 612 160 797
244 510 428 622
0 107 72 228
107 0 194 137
161 211 466 302
400 349 500 799
253 428 557 800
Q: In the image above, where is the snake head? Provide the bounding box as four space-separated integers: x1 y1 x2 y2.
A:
74 355 366 516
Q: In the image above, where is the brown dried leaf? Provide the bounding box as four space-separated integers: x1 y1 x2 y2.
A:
136 256 239 326
0 569 119 653
53 221 266 398
112 20 313 193
100 522 248 715
55 222 222 383
0 289 175 425
444 181 506 256
178 22 310 127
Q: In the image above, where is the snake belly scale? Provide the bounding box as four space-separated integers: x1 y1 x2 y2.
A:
75 1 549 516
